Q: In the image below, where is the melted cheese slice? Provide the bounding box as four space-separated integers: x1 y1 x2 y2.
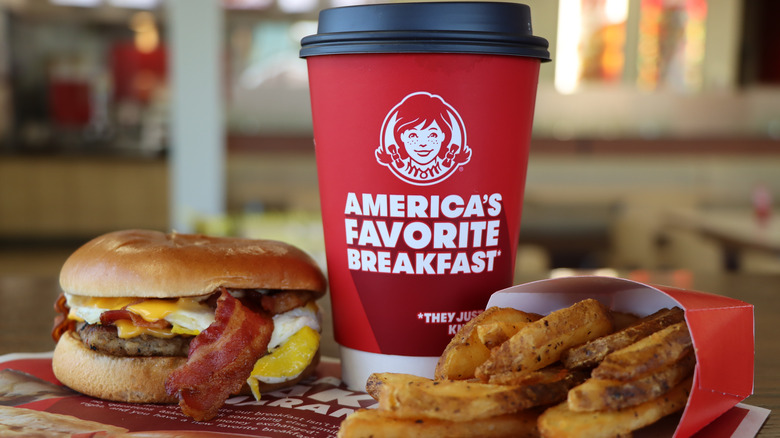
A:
114 319 177 339
65 294 215 338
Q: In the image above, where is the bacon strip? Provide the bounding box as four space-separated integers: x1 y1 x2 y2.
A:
99 309 171 329
52 293 75 342
165 288 273 421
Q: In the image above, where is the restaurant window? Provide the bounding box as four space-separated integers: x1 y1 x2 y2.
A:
555 0 629 94
226 19 316 133
554 0 708 94
636 0 707 92
229 20 310 91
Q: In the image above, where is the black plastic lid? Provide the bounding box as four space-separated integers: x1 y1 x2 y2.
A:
300 2 550 60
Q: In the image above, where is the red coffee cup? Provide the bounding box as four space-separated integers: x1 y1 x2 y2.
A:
300 1 550 389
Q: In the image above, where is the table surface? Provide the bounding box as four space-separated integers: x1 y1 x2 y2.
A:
666 208 780 254
1 271 776 436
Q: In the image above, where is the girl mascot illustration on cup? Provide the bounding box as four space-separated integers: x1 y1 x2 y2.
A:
376 92 472 186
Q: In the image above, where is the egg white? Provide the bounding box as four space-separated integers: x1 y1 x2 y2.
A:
268 304 321 351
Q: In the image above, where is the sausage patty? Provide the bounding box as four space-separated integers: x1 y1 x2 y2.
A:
75 322 191 357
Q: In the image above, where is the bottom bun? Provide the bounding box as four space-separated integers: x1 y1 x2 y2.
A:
53 331 186 403
52 331 320 404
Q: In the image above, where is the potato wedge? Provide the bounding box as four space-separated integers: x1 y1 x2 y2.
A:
563 307 685 369
434 307 540 380
538 377 693 438
476 299 613 379
378 375 579 421
477 319 532 350
592 321 692 381
337 408 541 438
568 352 695 411
366 372 430 401
610 311 640 331
487 364 588 388
487 365 589 407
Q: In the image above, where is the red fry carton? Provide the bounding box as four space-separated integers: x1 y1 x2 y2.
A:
486 275 755 438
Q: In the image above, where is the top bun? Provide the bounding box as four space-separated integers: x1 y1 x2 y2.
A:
60 229 327 298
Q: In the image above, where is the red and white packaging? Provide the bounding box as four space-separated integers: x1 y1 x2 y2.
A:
487 275 758 438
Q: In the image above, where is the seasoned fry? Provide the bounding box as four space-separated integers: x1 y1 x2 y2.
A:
337 408 541 438
488 365 589 407
477 318 537 350
380 378 523 421
563 307 685 369
568 352 695 411
435 307 540 380
538 377 693 438
379 374 578 421
487 364 582 386
592 321 692 381
366 373 430 401
476 299 613 379
610 311 640 331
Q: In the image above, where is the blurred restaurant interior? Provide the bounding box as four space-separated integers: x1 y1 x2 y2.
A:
0 0 779 279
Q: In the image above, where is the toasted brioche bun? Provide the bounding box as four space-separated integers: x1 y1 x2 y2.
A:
53 331 321 403
59 229 327 298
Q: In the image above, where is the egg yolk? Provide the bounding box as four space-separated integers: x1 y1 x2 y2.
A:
248 325 320 400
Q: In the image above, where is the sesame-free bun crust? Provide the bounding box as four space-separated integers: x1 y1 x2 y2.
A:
60 229 327 298
52 332 321 403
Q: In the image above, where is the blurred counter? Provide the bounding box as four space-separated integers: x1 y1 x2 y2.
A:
0 154 168 240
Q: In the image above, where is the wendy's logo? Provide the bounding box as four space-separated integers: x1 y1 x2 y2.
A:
375 92 472 186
